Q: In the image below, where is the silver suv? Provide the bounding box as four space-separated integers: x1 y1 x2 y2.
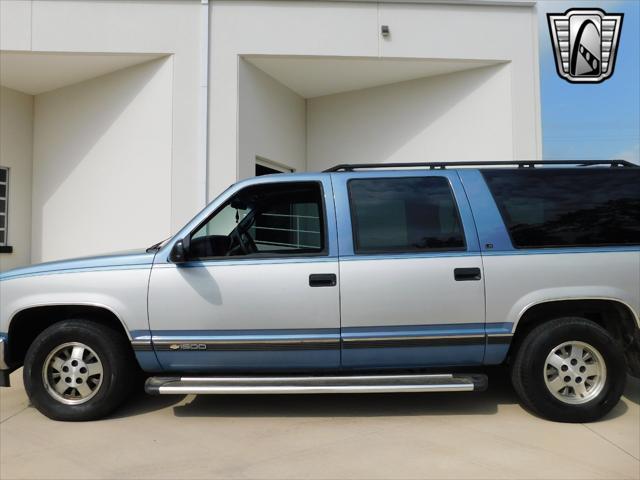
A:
1 160 638 422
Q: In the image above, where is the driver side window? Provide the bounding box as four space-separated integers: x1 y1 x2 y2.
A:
189 182 325 259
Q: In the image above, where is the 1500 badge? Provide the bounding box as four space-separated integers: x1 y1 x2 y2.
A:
169 344 208 351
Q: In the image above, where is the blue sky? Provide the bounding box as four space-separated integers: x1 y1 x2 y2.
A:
537 0 639 164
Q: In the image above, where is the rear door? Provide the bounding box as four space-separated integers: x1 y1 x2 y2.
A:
333 170 486 368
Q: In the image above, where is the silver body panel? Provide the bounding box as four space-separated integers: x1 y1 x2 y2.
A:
0 268 152 337
147 261 339 332
339 255 484 328
146 260 341 370
484 251 640 331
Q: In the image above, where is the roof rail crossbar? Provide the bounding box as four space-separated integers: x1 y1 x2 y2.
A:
323 160 637 172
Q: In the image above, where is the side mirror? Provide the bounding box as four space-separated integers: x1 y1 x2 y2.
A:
169 238 189 263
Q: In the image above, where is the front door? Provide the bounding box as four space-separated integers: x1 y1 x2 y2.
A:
332 171 486 368
148 177 340 371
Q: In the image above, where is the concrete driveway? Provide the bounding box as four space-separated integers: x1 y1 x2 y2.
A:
1 368 639 479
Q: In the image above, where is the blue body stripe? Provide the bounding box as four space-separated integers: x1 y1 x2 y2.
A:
482 246 640 256
0 264 151 281
342 345 485 369
0 249 154 281
485 343 511 366
342 323 487 338
142 323 511 342
4 244 636 283
134 351 163 372
138 323 515 371
151 330 340 343
153 256 337 269
339 252 478 261
156 350 340 372
484 322 515 335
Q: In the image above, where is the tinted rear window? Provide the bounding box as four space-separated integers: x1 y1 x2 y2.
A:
482 169 640 248
348 177 465 253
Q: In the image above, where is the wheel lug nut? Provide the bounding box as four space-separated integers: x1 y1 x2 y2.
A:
71 360 78 367
79 367 87 374
62 366 69 373
579 366 586 373
76 378 83 384
564 376 571 383
561 365 568 372
576 377 582 383
65 377 72 383
570 359 578 366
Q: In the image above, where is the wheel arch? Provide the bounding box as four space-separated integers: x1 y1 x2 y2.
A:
509 298 639 362
6 303 133 368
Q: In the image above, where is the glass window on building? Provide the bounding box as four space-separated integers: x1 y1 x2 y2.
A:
0 167 8 246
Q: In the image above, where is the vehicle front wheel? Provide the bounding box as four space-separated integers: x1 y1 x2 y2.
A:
511 317 626 423
23 319 135 421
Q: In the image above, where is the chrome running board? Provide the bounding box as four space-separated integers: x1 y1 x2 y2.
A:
145 373 488 395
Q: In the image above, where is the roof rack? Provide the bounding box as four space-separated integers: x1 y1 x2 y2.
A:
323 160 637 172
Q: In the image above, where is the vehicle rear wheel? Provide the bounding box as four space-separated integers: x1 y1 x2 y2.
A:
511 317 626 422
23 319 135 421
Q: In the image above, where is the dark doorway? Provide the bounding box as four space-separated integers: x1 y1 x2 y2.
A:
255 158 293 176
256 163 282 176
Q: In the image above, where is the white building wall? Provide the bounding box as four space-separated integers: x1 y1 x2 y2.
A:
238 60 306 179
24 0 203 232
210 1 380 196
0 1 31 51
1 0 541 267
307 64 513 170
32 58 173 262
0 87 33 271
378 2 541 160
210 0 540 196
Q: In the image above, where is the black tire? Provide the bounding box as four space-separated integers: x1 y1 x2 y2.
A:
511 317 626 423
23 319 136 421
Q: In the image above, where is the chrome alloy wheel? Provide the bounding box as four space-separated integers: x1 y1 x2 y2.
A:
42 342 104 405
544 341 606 405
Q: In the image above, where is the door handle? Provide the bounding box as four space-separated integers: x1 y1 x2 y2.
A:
309 273 337 287
454 268 481 281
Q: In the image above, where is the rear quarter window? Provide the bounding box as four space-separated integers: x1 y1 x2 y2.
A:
482 169 640 248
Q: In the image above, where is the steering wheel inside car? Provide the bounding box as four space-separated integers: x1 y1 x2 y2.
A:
227 229 257 256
